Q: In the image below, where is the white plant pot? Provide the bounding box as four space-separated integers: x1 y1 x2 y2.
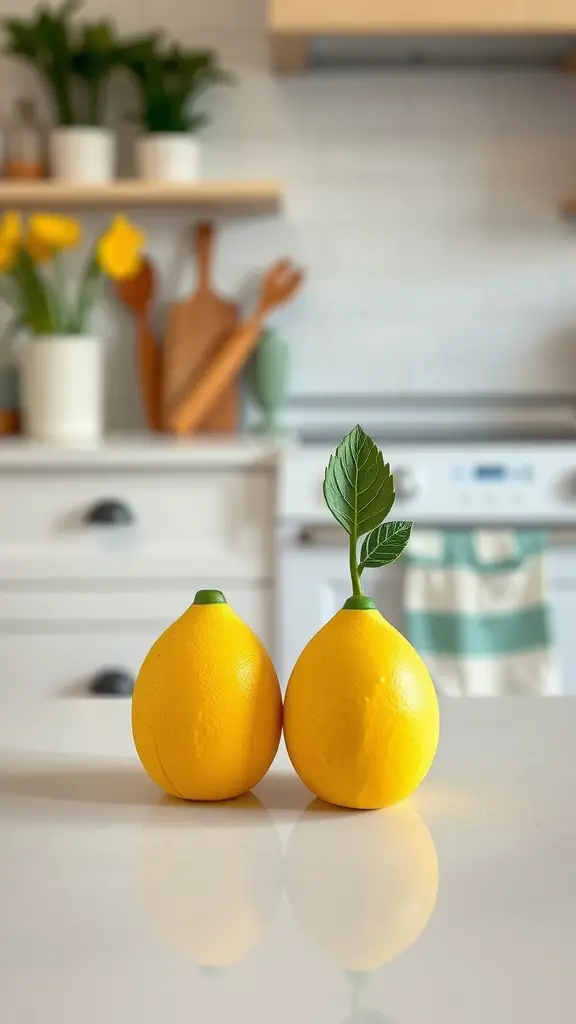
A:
49 127 115 183
20 336 103 445
136 133 201 182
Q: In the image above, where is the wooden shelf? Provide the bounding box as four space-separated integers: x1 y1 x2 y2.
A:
268 0 576 70
269 0 576 35
0 180 283 215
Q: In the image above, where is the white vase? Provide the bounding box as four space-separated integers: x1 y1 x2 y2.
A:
49 127 115 183
136 133 201 182
20 336 103 444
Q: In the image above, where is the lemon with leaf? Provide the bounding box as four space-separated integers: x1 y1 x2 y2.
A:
283 426 439 810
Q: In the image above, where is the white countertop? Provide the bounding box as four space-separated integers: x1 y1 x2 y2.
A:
1 698 575 1024
0 434 290 469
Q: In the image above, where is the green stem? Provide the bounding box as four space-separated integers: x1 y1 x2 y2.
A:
45 250 67 332
71 250 103 332
12 251 53 333
86 78 102 127
53 72 75 126
349 529 363 597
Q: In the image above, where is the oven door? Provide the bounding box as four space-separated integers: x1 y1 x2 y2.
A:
278 524 576 694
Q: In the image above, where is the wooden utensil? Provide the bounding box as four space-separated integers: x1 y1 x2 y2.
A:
168 259 304 435
0 410 20 435
162 222 239 432
114 258 161 431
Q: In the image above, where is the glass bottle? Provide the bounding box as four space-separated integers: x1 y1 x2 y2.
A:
4 98 46 180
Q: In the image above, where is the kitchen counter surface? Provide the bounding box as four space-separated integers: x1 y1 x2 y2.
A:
0 434 292 469
0 698 574 1024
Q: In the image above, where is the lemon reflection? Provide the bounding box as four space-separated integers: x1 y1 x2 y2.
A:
286 801 438 973
134 793 284 968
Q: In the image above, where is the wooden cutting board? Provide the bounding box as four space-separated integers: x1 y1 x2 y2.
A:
168 260 305 435
162 222 239 433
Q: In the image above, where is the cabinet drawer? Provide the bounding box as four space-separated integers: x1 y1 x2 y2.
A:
0 585 273 698
0 468 272 581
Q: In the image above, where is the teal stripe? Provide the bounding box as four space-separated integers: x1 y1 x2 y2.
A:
405 605 552 657
405 530 547 571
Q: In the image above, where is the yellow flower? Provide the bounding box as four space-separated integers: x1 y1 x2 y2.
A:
0 212 22 249
28 213 82 252
96 215 145 280
0 212 22 271
0 242 16 272
26 232 54 264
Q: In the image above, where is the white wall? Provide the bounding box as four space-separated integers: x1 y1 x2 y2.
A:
2 1 576 428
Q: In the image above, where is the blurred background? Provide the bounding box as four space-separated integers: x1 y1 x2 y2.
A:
2 0 576 698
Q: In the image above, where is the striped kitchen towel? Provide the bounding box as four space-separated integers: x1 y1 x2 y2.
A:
403 530 559 697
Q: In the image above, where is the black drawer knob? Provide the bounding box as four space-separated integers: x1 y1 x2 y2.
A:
88 669 135 697
84 499 134 526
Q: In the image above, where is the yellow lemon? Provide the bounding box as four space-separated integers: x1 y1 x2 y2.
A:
284 601 439 809
286 799 438 971
132 589 282 801
134 794 284 967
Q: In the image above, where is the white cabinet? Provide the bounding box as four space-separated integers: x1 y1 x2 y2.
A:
0 585 272 699
0 468 272 581
0 440 277 698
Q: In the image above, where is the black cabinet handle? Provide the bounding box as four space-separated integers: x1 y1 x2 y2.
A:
88 668 135 697
83 499 135 526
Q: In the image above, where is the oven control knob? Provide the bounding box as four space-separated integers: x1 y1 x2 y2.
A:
394 467 421 501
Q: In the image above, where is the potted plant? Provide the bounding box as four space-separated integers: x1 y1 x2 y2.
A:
3 1 126 182
0 211 145 443
124 40 232 182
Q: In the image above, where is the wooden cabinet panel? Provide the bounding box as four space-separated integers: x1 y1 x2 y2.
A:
269 0 576 33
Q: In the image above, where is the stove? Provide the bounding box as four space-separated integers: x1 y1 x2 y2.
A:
278 395 576 527
280 441 576 528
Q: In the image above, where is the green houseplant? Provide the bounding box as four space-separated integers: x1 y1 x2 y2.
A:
124 39 232 181
2 1 137 181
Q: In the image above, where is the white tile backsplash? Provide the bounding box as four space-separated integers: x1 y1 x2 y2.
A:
2 1 576 427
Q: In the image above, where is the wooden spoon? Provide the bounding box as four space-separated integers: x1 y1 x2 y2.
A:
168 259 304 435
114 258 162 431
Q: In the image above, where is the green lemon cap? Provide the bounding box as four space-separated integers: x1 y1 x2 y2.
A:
193 589 227 605
343 595 376 610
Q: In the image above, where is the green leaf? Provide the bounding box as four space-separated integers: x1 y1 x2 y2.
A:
69 250 103 332
121 40 232 133
11 250 53 333
323 424 395 539
359 520 413 570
